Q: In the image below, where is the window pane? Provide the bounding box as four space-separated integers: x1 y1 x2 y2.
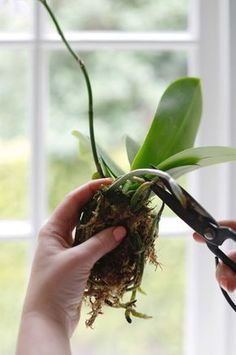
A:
47 50 187 211
0 50 29 219
0 241 29 355
50 0 189 32
72 238 186 355
0 1 31 32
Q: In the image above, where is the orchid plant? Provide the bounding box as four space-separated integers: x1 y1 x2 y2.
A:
40 0 236 326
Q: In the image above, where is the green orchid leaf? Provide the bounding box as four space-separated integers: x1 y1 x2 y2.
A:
158 146 236 178
72 130 93 161
99 152 125 178
125 135 140 166
131 77 202 170
166 165 199 179
100 157 114 178
72 130 125 178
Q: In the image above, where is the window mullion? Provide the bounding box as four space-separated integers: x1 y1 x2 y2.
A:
225 0 236 351
30 1 47 238
185 1 235 355
41 31 196 51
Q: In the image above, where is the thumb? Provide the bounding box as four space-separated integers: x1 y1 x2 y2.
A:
75 226 127 266
216 250 236 292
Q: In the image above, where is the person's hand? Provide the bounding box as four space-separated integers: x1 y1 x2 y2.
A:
16 179 127 355
193 220 236 292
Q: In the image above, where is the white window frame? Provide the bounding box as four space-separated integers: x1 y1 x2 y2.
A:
0 1 235 354
185 1 236 354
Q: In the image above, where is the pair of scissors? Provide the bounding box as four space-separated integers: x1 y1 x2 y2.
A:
149 171 236 312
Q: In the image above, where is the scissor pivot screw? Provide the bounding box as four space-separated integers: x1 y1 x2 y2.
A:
204 230 215 241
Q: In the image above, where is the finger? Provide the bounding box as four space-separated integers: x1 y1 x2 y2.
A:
193 232 205 243
216 250 236 292
219 220 236 230
71 226 127 267
48 178 112 233
193 220 236 244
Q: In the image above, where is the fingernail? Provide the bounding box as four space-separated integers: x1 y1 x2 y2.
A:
220 278 236 292
113 226 127 242
220 277 228 291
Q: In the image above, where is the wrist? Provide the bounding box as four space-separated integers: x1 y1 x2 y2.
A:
21 298 72 338
21 282 73 336
23 308 70 335
16 311 72 355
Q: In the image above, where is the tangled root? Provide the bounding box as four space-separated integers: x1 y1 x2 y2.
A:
74 185 161 327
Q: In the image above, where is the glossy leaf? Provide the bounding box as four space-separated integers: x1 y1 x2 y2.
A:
72 130 93 161
99 148 125 177
72 130 124 177
131 78 202 170
125 135 140 166
158 146 236 178
167 165 198 179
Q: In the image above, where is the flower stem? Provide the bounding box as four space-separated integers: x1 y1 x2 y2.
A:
39 0 104 177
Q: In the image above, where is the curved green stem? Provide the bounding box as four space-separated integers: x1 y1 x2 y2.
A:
39 0 104 177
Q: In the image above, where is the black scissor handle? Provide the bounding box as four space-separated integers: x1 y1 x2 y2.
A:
215 257 236 312
151 180 236 313
207 243 236 273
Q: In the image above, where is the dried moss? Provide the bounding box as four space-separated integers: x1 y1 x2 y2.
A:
74 185 161 327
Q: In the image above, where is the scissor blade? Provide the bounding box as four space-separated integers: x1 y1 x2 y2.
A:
151 182 218 238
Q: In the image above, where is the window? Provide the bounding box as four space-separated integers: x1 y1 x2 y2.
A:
0 1 235 354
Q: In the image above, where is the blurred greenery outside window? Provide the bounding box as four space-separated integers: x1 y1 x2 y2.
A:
0 1 191 355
